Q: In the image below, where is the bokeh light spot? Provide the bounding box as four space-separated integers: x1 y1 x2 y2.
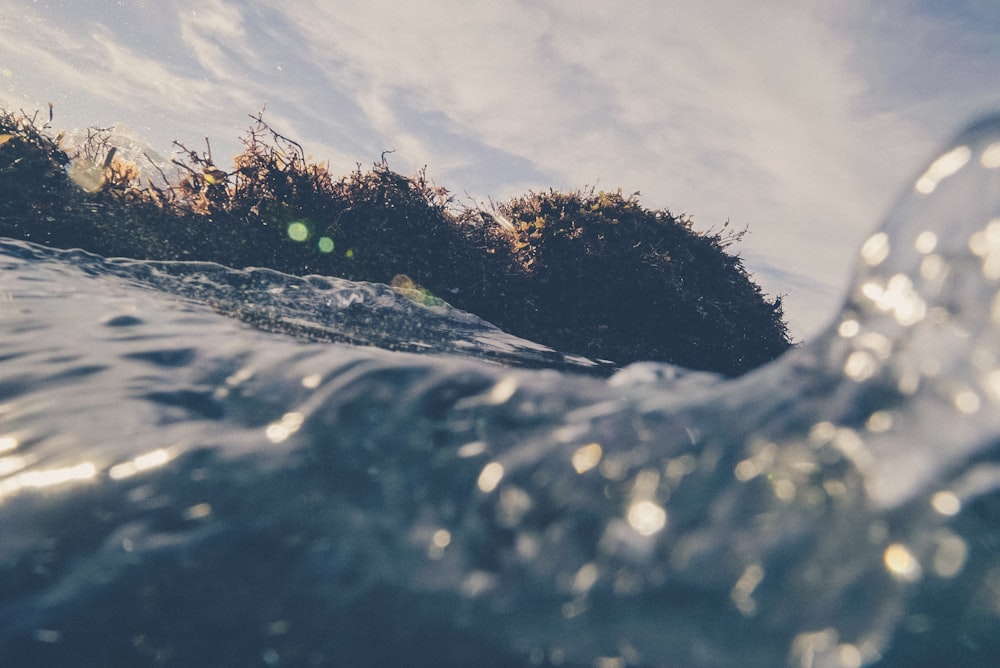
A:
969 220 1000 280
931 532 968 578
931 490 961 516
915 145 971 194
982 142 1000 169
183 503 213 520
860 232 890 266
865 410 894 433
730 563 764 616
953 390 981 415
572 562 599 594
432 529 451 549
287 221 310 242
914 231 938 254
109 448 174 480
572 443 603 474
884 543 922 581
920 254 945 281
265 411 305 443
627 500 667 536
488 377 519 404
837 319 860 338
838 644 863 668
984 368 1000 402
844 351 877 382
477 461 504 493
2 462 98 498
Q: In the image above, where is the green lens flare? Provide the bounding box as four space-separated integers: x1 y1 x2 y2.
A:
287 222 309 242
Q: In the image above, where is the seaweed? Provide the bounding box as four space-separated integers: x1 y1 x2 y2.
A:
0 108 791 375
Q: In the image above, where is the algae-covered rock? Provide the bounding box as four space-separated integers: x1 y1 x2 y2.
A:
467 189 791 374
0 109 790 374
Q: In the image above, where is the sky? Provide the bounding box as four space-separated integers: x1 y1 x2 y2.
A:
1 0 999 340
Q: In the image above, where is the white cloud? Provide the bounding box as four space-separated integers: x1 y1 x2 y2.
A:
0 1 251 154
177 0 252 80
256 1 885 335
2 0 998 339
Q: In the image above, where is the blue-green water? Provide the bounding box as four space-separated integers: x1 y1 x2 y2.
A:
1 118 1000 667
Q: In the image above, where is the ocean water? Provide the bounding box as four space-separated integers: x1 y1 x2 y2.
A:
1 117 999 668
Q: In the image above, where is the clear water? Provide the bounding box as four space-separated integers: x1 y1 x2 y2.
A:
1 117 1000 667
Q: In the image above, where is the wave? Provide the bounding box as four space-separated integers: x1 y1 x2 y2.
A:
0 116 999 667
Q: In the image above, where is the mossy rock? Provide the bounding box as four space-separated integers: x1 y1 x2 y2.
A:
0 109 791 375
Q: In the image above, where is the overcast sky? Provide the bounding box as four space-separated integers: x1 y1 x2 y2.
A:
2 1 999 339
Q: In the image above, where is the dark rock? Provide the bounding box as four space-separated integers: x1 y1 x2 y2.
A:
0 110 791 375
